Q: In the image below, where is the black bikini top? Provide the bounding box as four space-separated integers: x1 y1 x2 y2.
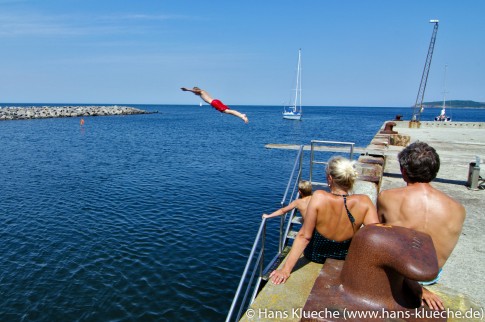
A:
331 193 356 233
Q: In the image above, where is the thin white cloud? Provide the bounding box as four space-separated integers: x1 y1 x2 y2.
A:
99 13 189 21
0 14 81 36
0 0 28 3
0 12 191 37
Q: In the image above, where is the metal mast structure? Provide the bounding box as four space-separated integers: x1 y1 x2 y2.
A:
411 20 439 122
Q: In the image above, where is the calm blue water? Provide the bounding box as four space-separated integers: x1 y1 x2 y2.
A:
1 104 484 321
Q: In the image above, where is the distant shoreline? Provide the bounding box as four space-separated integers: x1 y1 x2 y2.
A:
0 105 154 121
421 100 485 109
2 103 484 111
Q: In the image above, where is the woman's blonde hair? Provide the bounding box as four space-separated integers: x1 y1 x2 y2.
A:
326 156 358 191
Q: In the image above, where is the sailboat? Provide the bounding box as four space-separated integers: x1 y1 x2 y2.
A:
283 49 302 120
435 65 452 122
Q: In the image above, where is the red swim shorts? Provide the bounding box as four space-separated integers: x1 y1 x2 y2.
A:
210 99 229 112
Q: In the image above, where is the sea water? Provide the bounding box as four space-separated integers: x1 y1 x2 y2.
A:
1 104 484 321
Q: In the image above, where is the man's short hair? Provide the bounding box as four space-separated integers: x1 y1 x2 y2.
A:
398 141 440 183
298 180 313 197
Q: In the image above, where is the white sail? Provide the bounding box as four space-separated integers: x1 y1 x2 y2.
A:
283 49 302 120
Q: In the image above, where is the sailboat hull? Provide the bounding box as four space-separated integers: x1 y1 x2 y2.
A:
434 116 451 122
282 112 302 120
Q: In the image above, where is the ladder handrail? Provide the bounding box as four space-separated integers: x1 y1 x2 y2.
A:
226 146 304 322
226 141 356 321
278 145 304 252
225 218 267 322
280 145 304 206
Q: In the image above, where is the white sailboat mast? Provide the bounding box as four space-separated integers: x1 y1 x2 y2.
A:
293 49 302 112
442 64 448 112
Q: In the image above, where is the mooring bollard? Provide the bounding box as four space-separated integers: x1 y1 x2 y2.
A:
380 121 398 134
467 156 481 190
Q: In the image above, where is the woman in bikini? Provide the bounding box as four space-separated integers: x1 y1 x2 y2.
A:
181 87 249 124
270 156 379 284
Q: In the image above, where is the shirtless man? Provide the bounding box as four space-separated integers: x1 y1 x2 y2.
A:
181 87 249 123
263 180 312 222
377 141 466 311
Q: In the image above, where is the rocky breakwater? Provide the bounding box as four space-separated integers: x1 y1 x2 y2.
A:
0 105 152 121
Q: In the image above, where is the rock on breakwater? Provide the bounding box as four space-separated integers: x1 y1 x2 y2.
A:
0 105 153 121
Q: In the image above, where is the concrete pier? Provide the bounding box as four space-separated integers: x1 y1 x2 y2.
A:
242 121 484 322
0 105 152 121
380 121 485 310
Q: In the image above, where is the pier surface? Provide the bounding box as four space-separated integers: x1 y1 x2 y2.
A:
383 121 485 309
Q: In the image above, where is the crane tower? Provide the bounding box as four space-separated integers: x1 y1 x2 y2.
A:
411 20 439 123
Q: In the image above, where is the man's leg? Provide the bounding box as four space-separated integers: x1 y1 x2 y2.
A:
224 109 248 123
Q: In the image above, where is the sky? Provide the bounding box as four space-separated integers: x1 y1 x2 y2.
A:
0 0 484 107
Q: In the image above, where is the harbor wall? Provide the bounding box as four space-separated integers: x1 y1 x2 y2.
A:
0 105 152 121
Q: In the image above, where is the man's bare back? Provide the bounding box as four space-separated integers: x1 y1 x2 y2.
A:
377 182 465 268
181 87 213 104
376 142 466 310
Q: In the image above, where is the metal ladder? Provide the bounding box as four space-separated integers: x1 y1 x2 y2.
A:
225 140 355 322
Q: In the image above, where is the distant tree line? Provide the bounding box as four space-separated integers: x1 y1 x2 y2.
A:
421 100 485 108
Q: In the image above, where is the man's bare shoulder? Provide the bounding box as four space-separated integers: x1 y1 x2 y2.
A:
379 186 408 194
299 195 312 203
378 187 407 202
434 188 464 205
434 189 466 219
